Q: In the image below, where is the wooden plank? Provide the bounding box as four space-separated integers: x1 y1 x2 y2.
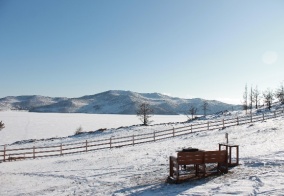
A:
35 149 61 154
204 151 227 163
177 152 204 164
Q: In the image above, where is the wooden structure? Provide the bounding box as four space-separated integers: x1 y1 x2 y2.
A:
219 143 239 167
169 150 228 183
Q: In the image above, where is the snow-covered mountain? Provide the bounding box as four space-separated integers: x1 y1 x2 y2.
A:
0 90 241 114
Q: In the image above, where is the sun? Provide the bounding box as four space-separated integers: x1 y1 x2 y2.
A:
262 51 278 65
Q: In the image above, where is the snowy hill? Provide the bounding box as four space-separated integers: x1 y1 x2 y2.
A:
0 95 68 111
0 90 241 115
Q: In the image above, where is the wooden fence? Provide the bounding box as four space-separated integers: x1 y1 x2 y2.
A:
1 109 284 162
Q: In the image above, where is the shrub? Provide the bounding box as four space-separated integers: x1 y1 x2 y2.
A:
0 121 4 131
75 126 83 135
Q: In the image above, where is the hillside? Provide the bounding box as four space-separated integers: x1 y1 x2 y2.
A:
0 109 284 195
0 90 241 115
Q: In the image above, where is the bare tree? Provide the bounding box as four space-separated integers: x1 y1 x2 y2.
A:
243 84 248 114
187 105 198 120
202 100 209 117
275 83 284 104
137 102 153 126
249 86 254 113
0 121 5 131
253 86 261 109
263 89 274 110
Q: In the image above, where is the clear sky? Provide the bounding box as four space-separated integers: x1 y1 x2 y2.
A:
0 0 283 104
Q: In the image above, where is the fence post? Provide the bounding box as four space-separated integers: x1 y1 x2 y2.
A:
207 121 209 130
3 145 6 162
60 143 63 155
191 124 192 133
225 133 229 144
263 113 265 121
250 113 252 123
33 146 35 159
274 111 276 118
132 135 135 146
110 137 112 148
154 131 156 142
85 140 88 152
173 127 175 137
237 117 239 125
222 119 225 128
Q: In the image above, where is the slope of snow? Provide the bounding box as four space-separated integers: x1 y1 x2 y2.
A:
0 110 284 195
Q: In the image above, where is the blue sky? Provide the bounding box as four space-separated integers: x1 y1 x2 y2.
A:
0 0 283 104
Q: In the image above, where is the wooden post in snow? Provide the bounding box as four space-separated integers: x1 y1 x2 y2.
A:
173 127 175 137
222 119 225 129
85 140 88 152
60 144 63 155
237 117 239 125
3 145 6 162
263 113 265 121
225 133 229 144
110 137 112 148
191 124 193 133
153 131 156 142
33 146 35 159
132 135 135 146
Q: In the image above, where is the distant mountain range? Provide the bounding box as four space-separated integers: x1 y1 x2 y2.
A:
0 90 241 115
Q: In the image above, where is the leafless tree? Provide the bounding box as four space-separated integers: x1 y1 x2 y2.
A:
253 86 261 109
263 89 274 110
249 86 254 113
202 100 209 117
187 105 198 120
243 84 248 114
0 121 5 131
137 102 153 126
275 83 284 104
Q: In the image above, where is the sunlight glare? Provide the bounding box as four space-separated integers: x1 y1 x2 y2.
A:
262 51 278 64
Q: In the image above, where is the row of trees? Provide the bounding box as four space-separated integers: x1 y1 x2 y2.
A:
139 82 284 126
136 101 210 126
187 101 209 120
243 83 284 113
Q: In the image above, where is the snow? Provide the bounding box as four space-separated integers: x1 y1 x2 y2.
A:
0 111 187 145
0 110 284 195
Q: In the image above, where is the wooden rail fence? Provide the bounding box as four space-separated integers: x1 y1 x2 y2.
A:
1 109 284 162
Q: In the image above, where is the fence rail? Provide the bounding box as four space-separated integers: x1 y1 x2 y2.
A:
1 109 284 162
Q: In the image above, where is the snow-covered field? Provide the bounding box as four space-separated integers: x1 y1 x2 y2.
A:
1 111 284 195
0 111 187 145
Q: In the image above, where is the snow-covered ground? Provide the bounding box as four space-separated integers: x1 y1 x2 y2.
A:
0 111 284 195
0 111 187 145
